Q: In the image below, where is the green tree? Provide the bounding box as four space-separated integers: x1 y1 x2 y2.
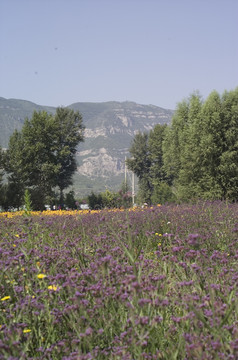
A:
64 190 77 209
148 123 175 203
196 90 224 199
151 182 176 204
176 93 203 200
127 132 152 204
0 147 4 207
19 111 58 209
5 108 84 209
117 181 133 208
53 107 84 204
3 130 26 208
148 124 168 184
0 146 3 183
101 189 117 208
162 88 238 202
163 99 189 186
88 192 103 210
218 88 238 200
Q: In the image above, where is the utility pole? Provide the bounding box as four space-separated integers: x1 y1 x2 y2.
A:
132 172 135 206
125 156 135 206
125 156 127 185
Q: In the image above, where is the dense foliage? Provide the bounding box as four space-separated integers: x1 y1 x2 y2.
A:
0 147 4 206
0 202 237 359
127 88 238 203
1 108 84 210
88 182 132 210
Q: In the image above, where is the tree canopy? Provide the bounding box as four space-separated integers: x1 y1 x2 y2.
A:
2 107 84 210
127 124 174 204
127 88 238 204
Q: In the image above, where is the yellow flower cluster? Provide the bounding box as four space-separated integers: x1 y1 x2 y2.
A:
37 274 46 279
0 205 152 218
48 285 58 291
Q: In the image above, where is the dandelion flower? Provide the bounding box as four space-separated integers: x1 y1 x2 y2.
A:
1 296 10 301
37 274 46 279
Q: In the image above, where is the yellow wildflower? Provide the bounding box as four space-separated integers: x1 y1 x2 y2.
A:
15 234 19 238
23 329 31 333
1 296 10 301
48 285 58 291
37 274 46 279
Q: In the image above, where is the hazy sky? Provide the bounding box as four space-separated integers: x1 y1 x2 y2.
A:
0 0 237 110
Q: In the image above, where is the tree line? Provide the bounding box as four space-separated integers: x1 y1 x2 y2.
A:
0 88 237 210
0 107 84 210
127 88 238 204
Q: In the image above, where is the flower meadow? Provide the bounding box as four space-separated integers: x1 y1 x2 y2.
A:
0 202 238 360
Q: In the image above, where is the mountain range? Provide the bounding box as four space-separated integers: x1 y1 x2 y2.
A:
0 97 174 196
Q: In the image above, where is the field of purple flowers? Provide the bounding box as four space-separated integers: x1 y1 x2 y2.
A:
0 201 238 360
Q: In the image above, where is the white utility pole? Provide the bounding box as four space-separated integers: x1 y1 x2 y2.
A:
132 172 135 206
125 156 127 184
125 156 135 206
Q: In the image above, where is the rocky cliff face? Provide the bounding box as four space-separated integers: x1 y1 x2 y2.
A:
71 101 174 184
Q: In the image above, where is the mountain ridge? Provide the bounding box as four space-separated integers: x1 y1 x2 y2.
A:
0 97 174 196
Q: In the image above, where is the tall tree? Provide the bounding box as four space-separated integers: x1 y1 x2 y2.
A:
196 90 224 199
218 88 238 200
20 111 58 208
5 108 84 209
0 146 3 183
177 93 203 200
0 147 4 207
162 99 189 186
148 124 168 185
53 107 84 204
162 88 238 201
3 130 26 208
126 132 152 203
148 124 175 203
